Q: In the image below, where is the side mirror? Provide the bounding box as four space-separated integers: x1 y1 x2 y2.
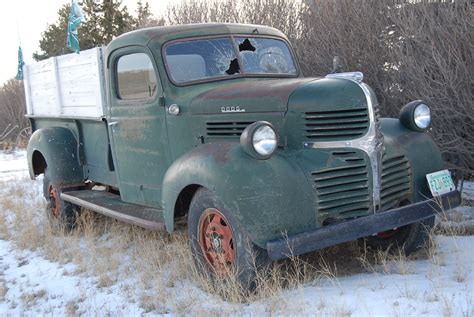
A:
331 56 344 73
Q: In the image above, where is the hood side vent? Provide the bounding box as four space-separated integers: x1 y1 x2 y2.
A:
304 107 369 141
312 151 371 222
380 154 412 211
206 121 254 138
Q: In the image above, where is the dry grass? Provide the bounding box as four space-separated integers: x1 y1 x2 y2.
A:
0 177 472 314
357 242 414 276
0 181 361 311
20 289 47 308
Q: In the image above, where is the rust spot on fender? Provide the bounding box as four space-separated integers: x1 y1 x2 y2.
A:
189 143 234 165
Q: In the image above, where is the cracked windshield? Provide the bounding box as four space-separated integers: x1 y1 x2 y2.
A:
236 37 296 75
165 38 238 83
165 37 296 84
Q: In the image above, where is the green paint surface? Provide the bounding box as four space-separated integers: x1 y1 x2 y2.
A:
27 24 446 248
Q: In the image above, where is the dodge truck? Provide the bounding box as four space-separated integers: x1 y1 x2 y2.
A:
24 23 461 286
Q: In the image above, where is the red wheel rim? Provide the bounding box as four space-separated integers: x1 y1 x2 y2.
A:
377 228 400 239
198 208 235 273
48 185 60 219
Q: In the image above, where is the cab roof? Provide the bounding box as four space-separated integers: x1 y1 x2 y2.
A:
106 23 287 54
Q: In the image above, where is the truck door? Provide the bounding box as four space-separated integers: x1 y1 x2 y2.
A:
108 47 171 207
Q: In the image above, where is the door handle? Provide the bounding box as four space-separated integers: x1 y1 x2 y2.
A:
108 121 118 126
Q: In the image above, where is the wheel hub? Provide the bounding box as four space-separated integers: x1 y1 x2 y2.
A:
211 234 222 251
198 208 235 273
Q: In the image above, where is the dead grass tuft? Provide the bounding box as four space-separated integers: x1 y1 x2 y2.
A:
20 289 47 308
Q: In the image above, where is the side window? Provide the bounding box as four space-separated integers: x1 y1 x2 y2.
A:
116 53 157 100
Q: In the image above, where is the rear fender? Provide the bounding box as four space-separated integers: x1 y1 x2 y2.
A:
27 127 84 186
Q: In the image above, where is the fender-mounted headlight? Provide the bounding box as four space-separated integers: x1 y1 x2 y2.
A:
399 100 431 132
240 121 278 159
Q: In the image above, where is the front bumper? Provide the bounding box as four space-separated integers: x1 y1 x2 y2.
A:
267 190 461 260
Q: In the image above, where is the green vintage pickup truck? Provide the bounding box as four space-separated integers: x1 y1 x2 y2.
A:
24 23 460 286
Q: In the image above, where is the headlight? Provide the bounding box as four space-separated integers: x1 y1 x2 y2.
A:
240 121 278 159
399 100 431 132
414 103 431 129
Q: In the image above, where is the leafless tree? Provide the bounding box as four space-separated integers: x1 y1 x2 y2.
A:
165 0 473 173
0 79 29 145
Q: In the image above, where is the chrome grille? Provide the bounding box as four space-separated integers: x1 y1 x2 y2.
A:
312 151 371 221
380 154 412 211
304 107 369 141
206 121 254 138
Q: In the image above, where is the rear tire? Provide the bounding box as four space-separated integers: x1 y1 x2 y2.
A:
188 188 269 290
43 168 80 231
362 216 435 255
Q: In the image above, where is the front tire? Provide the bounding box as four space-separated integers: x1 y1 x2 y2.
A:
43 168 79 231
188 188 269 289
363 216 435 255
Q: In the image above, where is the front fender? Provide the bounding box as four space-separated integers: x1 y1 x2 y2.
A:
162 142 315 247
27 127 84 186
381 118 444 202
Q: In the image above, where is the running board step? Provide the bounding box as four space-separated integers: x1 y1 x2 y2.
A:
61 190 165 231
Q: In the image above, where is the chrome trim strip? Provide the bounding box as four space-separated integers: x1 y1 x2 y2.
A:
325 71 363 83
302 82 384 211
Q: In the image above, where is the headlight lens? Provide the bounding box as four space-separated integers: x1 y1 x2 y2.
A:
399 100 431 132
252 125 277 156
413 103 431 129
240 121 278 159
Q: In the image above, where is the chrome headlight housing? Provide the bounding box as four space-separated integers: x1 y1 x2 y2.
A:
240 121 278 159
399 100 431 132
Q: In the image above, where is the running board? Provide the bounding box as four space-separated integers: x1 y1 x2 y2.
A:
61 190 165 231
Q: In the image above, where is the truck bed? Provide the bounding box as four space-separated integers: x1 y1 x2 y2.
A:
24 47 106 119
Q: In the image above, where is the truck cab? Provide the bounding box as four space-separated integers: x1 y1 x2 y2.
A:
24 23 460 287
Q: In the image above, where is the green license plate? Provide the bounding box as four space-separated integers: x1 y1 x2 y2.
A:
426 170 455 197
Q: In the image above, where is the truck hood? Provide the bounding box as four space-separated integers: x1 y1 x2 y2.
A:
190 78 317 114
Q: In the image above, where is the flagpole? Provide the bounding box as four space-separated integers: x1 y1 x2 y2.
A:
16 19 21 46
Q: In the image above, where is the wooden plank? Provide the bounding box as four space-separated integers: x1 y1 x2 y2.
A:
52 57 63 114
28 59 53 74
23 65 34 115
62 107 101 117
95 47 106 116
26 47 106 119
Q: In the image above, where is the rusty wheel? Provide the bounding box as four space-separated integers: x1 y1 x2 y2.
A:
188 188 269 289
376 228 400 239
43 168 79 231
47 185 61 219
362 217 435 255
198 208 236 272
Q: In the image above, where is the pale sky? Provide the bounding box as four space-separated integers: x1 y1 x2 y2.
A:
0 0 177 85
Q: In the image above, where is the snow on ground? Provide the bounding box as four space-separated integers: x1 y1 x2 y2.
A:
0 150 473 316
0 240 143 316
0 150 29 181
463 181 474 201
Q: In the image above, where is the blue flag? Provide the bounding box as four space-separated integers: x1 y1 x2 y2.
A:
16 46 25 80
67 0 85 54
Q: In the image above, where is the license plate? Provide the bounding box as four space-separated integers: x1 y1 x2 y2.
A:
426 170 455 197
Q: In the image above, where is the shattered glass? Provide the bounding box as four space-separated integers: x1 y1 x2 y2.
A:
164 36 297 84
236 37 296 75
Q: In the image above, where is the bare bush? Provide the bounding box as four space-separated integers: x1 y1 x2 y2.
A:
165 0 473 173
389 1 474 173
0 79 29 147
166 0 304 38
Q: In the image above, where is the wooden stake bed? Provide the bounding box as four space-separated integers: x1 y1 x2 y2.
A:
61 190 165 231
